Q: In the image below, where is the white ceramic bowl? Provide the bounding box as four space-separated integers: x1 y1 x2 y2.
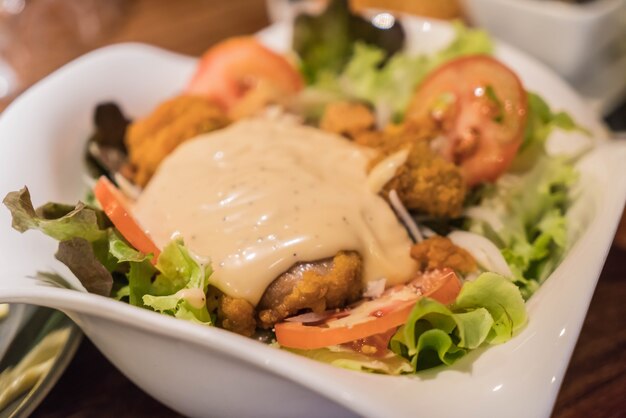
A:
1 19 626 418
460 0 626 81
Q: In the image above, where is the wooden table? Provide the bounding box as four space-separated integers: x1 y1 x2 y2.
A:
1 1 624 417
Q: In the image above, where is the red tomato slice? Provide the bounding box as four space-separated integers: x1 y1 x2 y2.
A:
406 55 528 186
274 269 462 350
94 176 160 259
185 37 303 110
343 327 398 358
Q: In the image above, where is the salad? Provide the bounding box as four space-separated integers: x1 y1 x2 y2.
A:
2 5 586 376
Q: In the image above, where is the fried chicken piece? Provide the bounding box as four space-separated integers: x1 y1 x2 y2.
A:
357 125 467 218
320 101 376 138
125 95 229 186
206 286 257 337
257 251 362 329
218 294 257 337
384 142 467 218
410 235 477 274
354 120 436 150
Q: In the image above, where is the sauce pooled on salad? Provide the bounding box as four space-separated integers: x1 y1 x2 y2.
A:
132 118 417 305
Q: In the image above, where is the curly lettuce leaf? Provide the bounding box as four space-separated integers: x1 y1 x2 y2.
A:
3 187 214 325
3 188 119 294
430 22 492 66
468 155 577 298
3 187 106 242
512 92 589 171
127 259 156 306
390 273 526 371
108 229 149 263
464 93 584 298
454 273 527 343
153 239 206 293
54 238 113 296
141 240 213 325
298 22 492 123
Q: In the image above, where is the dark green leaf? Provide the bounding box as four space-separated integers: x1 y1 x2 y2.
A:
128 260 156 307
55 238 113 296
293 0 404 83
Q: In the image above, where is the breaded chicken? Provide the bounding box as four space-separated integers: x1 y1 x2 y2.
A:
125 95 229 186
218 294 256 337
205 252 362 335
357 125 467 218
207 286 256 337
257 251 362 329
411 235 476 274
320 101 376 138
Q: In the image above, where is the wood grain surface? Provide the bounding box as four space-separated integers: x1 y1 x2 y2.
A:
1 1 624 417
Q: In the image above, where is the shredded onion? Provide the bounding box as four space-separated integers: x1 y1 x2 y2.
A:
463 206 505 232
447 230 513 278
363 278 387 298
284 310 348 325
389 189 423 242
374 102 392 129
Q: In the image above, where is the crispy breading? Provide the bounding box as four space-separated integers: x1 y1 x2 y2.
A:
218 294 257 337
357 125 467 218
319 101 376 138
410 235 476 274
354 120 436 150
257 252 362 329
205 252 362 334
125 95 229 186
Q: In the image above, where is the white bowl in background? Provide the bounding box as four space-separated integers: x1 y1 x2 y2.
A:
461 0 626 113
461 0 624 79
1 18 626 418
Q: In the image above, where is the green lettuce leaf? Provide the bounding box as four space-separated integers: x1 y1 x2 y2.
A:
390 273 526 371
293 0 405 84
453 273 527 344
108 229 149 263
430 22 492 66
3 187 215 326
173 300 213 325
511 92 589 171
127 259 156 307
298 22 492 122
141 240 213 325
3 187 119 294
468 155 577 298
3 187 106 242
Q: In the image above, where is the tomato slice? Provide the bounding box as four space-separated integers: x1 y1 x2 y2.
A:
185 37 303 111
406 55 528 186
94 176 160 259
343 327 398 358
274 269 462 350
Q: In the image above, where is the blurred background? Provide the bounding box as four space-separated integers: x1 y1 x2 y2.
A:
1 0 625 115
0 0 624 417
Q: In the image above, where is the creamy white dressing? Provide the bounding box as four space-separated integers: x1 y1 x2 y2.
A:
327 286 420 329
133 118 417 305
175 288 207 309
366 148 409 194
